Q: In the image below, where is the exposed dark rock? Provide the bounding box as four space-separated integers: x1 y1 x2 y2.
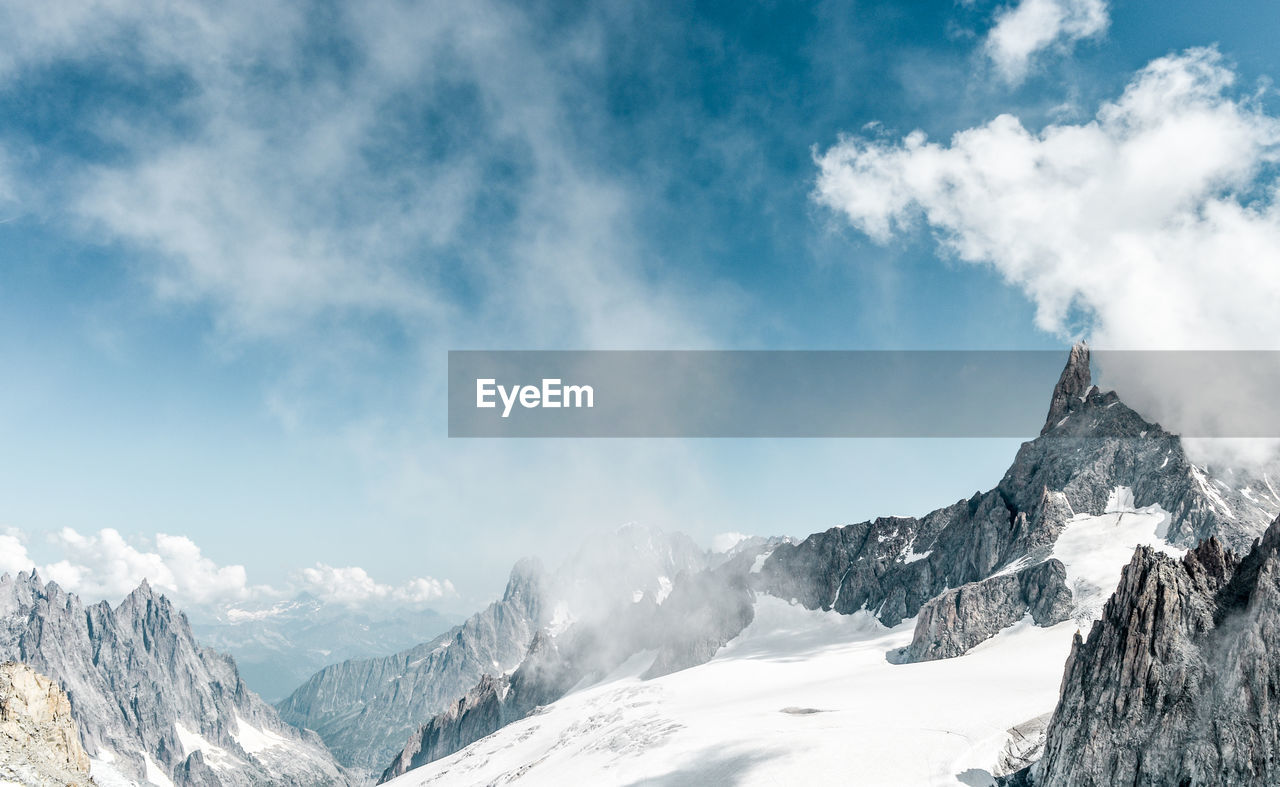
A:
753 347 1273 634
377 628 583 784
889 559 1071 664
1030 519 1280 785
1043 342 1092 435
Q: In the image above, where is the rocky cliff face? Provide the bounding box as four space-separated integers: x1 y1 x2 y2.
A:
0 661 94 786
752 343 1274 633
275 560 544 780
1026 517 1280 786
889 559 1072 664
0 572 349 786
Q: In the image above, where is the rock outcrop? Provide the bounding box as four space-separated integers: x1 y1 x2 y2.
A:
1042 342 1092 435
1026 517 1280 785
888 559 1072 664
0 661 94 786
0 572 350 786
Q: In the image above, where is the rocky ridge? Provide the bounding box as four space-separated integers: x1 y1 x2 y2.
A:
0 572 349 786
275 560 544 780
888 559 1072 664
1021 515 1280 785
753 344 1273 642
280 525 710 780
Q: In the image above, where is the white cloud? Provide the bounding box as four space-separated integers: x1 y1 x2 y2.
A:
0 527 454 613
814 48 1280 351
294 563 456 607
985 0 1108 83
41 528 265 607
710 532 749 553
0 0 711 350
0 528 34 576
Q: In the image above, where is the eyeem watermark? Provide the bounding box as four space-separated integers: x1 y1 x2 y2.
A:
449 350 1280 438
476 378 595 418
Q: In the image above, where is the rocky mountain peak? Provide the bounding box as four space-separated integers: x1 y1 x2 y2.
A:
1025 515 1280 785
1042 341 1091 435
0 574 351 786
503 558 544 605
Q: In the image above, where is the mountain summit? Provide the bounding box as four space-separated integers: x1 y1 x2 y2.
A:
1042 342 1091 435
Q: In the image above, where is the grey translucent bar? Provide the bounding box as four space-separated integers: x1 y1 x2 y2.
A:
446 350 1280 438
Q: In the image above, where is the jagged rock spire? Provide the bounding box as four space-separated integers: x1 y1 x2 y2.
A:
1041 342 1091 435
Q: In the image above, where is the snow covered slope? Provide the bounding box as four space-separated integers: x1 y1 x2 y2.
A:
386 598 1069 787
385 486 1182 787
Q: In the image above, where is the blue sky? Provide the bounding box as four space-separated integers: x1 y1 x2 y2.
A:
1 0 1278 612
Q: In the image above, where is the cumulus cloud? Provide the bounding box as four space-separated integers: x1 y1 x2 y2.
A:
40 528 265 607
0 527 453 612
985 0 1108 83
815 47 1280 460
0 529 33 576
815 48 1280 351
294 564 455 607
710 532 749 553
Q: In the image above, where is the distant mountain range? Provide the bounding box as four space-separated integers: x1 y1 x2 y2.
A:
191 595 460 703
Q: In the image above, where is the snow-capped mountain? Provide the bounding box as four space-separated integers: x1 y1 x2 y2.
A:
278 525 714 781
378 344 1280 786
0 572 350 786
191 594 459 703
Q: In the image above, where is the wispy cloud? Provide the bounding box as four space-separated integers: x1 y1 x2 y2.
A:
815 48 1280 350
984 0 1108 83
0 0 711 349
